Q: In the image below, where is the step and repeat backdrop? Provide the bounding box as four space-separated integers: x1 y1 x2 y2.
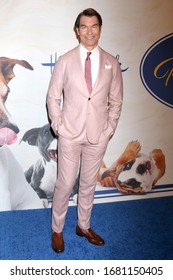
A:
0 0 173 211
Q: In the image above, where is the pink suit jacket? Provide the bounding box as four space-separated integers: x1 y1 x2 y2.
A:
46 45 123 144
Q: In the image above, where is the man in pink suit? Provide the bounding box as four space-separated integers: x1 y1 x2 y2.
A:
46 8 123 253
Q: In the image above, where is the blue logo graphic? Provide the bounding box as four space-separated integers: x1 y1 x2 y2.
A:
115 55 129 72
140 33 173 108
42 53 58 74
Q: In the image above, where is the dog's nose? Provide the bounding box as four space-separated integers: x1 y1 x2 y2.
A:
1 122 19 134
9 123 19 134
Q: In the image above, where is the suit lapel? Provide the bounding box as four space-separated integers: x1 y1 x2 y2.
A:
92 48 105 95
73 46 89 96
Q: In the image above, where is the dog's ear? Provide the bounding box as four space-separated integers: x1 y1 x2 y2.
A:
0 57 33 84
20 127 40 146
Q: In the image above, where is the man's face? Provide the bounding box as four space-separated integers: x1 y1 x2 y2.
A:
76 15 102 50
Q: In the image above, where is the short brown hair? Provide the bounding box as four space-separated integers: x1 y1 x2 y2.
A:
74 8 102 29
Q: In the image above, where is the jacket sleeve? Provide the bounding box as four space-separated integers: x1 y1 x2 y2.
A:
108 58 123 133
46 57 64 134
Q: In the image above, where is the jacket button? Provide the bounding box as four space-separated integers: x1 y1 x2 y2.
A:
88 97 91 100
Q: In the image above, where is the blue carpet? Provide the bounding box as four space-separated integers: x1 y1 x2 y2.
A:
0 196 173 260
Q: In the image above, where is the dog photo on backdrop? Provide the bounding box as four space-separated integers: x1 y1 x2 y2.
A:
0 57 44 211
21 123 80 205
97 140 166 194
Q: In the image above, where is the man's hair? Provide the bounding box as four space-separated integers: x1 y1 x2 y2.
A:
74 8 102 29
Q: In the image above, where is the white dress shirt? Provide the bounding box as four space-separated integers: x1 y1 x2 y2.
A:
79 44 99 88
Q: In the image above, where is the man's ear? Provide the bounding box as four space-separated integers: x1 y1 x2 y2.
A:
76 27 80 36
74 27 80 41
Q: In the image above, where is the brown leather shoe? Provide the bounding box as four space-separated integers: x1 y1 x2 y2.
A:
76 225 105 245
52 232 64 253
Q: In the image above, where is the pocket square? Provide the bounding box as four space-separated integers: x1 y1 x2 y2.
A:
105 64 112 69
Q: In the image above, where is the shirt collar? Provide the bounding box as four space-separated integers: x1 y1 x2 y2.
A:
79 44 99 57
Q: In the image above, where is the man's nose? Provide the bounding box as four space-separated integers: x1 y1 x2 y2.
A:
87 27 92 34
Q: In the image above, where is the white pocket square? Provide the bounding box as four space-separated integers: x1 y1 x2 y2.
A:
105 64 112 69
